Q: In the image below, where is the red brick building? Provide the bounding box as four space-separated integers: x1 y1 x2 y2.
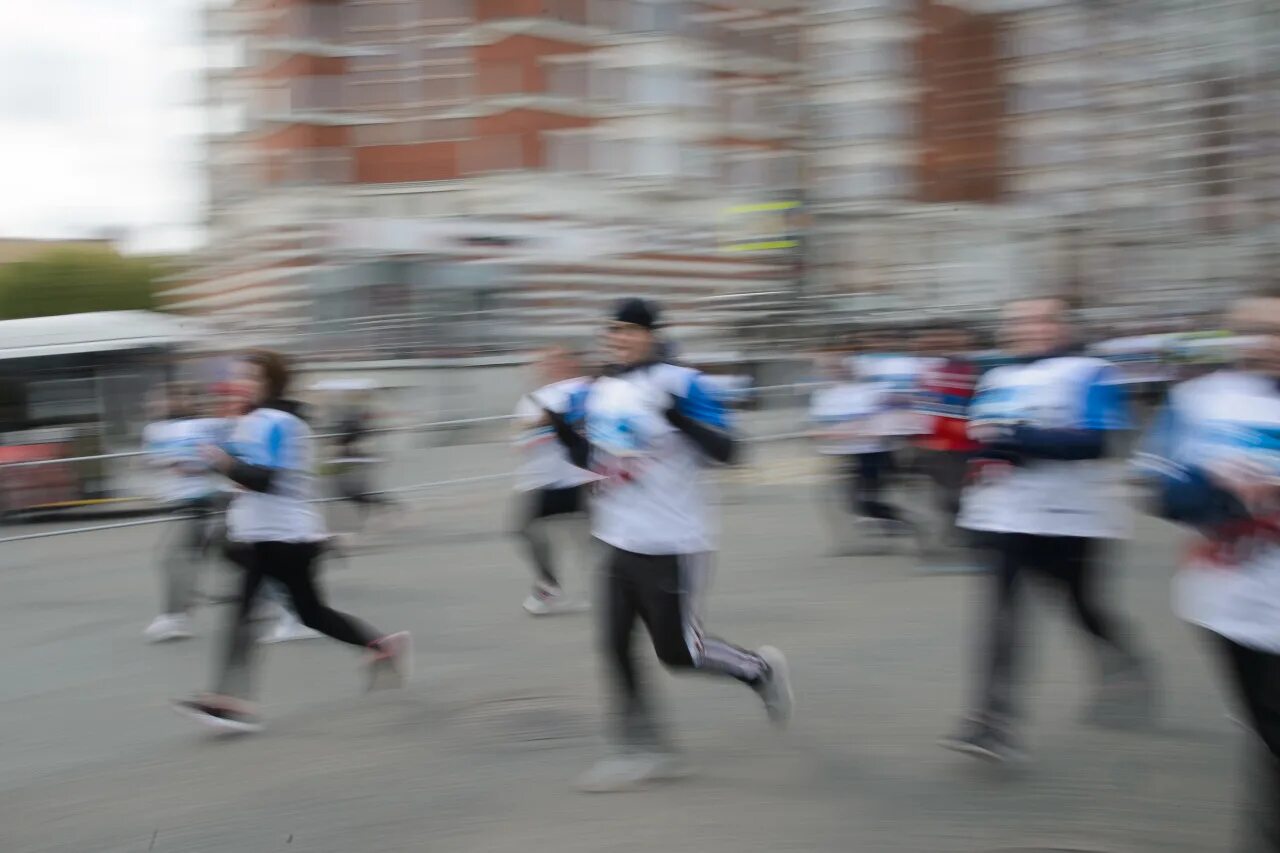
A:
172 0 805 354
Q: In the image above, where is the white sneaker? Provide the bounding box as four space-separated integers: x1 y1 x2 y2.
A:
575 753 666 793
522 586 589 616
144 613 194 643
755 645 794 727
260 614 323 644
646 751 694 781
171 698 263 734
250 599 282 623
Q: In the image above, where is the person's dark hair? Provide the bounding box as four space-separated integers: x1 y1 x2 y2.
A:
613 297 661 330
244 349 291 399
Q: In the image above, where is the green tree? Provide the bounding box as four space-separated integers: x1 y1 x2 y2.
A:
0 247 166 320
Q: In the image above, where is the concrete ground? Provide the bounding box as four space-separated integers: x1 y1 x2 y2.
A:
0 436 1248 853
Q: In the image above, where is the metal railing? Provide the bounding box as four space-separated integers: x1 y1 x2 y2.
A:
0 383 824 542
0 470 518 545
0 383 822 470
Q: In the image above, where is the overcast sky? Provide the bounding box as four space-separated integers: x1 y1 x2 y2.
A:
0 0 205 254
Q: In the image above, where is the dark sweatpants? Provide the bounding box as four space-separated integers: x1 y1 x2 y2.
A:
600 545 767 745
214 541 380 700
1217 636 1280 852
975 532 1138 724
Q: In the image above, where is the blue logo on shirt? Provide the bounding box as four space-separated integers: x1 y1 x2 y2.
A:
589 415 646 456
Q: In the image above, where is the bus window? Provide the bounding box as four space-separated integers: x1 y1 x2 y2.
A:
26 378 98 425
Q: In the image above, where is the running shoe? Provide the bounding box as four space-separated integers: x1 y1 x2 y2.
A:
260 613 323 644
522 584 589 616
365 631 413 691
171 698 262 734
754 645 794 727
646 750 694 781
939 718 1024 763
575 753 667 793
144 613 194 643
519 581 588 614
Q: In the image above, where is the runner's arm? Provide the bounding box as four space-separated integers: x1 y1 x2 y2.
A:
205 420 289 493
222 459 275 492
543 408 590 469
667 376 736 464
982 365 1125 462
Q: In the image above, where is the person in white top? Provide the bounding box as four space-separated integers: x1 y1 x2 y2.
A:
848 332 935 442
512 344 596 615
1134 298 1280 848
542 298 793 793
941 298 1154 763
808 355 908 552
171 350 410 734
141 385 230 642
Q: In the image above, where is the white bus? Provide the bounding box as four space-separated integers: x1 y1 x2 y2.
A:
0 311 209 512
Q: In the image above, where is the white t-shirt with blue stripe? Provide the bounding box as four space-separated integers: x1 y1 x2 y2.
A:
1139 370 1280 652
225 406 325 544
142 417 228 503
586 363 727 555
514 377 598 491
959 355 1131 538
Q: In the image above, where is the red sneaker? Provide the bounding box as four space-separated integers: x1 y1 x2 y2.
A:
365 631 412 691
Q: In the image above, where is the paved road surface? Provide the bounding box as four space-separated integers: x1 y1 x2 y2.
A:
0 440 1245 853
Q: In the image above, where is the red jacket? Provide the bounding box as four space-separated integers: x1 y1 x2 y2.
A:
916 357 980 452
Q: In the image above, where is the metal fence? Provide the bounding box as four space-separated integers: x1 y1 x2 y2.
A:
0 383 825 543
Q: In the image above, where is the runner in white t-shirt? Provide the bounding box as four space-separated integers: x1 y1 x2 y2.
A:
941 298 1154 763
1134 299 1280 847
141 386 229 643
809 355 911 552
540 299 792 792
512 344 597 615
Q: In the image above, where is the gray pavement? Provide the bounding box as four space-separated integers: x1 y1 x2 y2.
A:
0 439 1246 853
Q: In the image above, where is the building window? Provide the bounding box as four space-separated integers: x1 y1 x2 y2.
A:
726 156 766 191
680 145 714 181
209 103 247 135
589 0 622 28
259 83 289 113
765 154 800 190
627 67 682 108
1010 18 1089 57
813 42 907 81
727 90 761 124
350 2 400 30
548 63 589 100
814 103 913 140
292 76 344 112
1015 139 1087 169
630 138 679 176
622 0 683 35
545 0 588 24
422 0 471 19
591 66 621 102
814 0 908 16
813 166 910 200
679 74 711 110
353 122 403 146
546 130 592 173
208 38 245 71
294 3 344 41
1009 84 1088 114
